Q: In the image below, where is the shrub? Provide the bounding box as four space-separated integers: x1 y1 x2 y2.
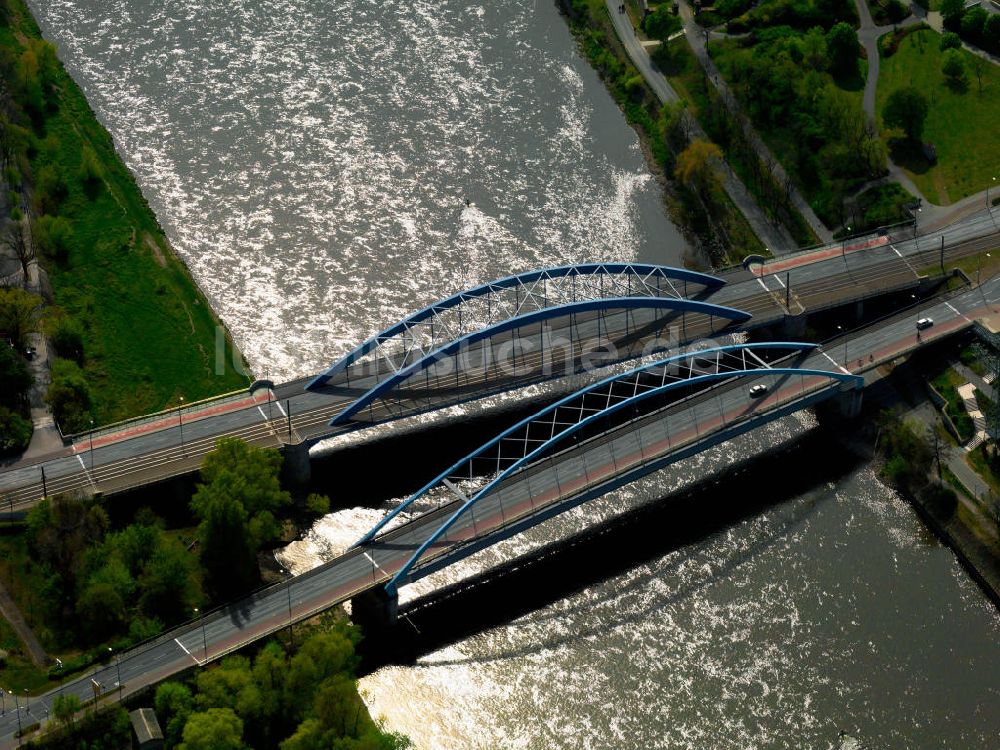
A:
32 163 68 215
77 145 104 197
306 493 331 515
941 48 967 88
32 214 72 262
884 0 908 23
46 357 92 433
0 406 32 456
939 32 961 51
0 343 31 408
43 311 84 363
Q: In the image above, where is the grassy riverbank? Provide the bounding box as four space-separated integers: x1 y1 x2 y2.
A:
560 0 765 266
0 0 248 430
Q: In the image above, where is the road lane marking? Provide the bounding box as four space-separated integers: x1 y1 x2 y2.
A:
945 301 971 322
820 350 850 375
175 637 201 666
76 455 97 491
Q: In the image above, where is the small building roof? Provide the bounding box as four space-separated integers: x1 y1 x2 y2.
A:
129 708 164 745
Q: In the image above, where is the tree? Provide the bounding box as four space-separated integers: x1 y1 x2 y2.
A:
43 310 84 363
138 540 202 623
156 682 194 747
939 31 962 51
76 581 126 643
33 215 72 263
0 407 32 456
941 48 966 88
0 286 41 349
644 6 681 41
0 344 31 409
961 7 988 41
882 86 929 142
826 22 860 77
179 708 245 750
192 484 258 597
674 140 723 199
970 54 987 94
3 218 32 282
197 438 291 519
800 26 828 70
191 438 292 596
940 0 965 28
53 693 81 729
46 357 92 433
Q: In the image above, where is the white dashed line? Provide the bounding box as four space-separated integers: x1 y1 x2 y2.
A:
76 455 97 490
945 301 971 322
821 350 850 375
175 637 201 666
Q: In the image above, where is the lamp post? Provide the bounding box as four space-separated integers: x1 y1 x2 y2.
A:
22 689 27 715
978 252 992 286
88 419 95 472
178 395 186 457
12 690 21 745
108 647 122 702
988 176 996 210
836 324 848 366
842 227 851 259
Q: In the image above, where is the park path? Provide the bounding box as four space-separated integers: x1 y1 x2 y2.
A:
604 0 798 254
0 580 48 669
854 0 929 207
677 0 835 245
855 0 999 229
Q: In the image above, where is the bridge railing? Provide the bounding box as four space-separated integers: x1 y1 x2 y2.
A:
717 220 916 275
56 386 255 447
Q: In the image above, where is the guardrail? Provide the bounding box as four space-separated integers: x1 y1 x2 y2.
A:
56 386 254 446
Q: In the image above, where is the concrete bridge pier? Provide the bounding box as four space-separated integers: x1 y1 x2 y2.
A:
782 313 807 339
350 586 399 632
837 387 863 419
281 441 312 488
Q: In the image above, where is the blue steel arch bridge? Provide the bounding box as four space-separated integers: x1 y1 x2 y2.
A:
306 263 753 432
346 340 862 612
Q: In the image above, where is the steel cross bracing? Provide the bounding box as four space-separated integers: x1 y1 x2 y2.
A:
357 342 860 559
369 342 862 593
328 296 752 426
306 264 725 391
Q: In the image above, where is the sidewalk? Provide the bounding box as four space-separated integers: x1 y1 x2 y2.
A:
603 0 798 255
678 0 835 245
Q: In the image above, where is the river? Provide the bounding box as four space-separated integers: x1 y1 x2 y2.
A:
25 1 1000 748
27 0 688 379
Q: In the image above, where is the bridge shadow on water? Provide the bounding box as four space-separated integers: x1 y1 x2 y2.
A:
357 423 868 675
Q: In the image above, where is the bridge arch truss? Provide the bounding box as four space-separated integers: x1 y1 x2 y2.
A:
356 342 863 594
328 295 752 426
307 263 726 394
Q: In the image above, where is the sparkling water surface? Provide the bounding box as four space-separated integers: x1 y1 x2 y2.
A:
26 1 1000 748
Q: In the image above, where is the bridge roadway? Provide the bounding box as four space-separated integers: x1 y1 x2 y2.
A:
0 271 997 747
0 212 997 511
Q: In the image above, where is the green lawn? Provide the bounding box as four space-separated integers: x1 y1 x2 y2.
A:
876 27 1000 206
2 1 250 427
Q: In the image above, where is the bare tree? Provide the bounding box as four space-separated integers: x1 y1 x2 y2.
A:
3 218 32 286
970 55 986 95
